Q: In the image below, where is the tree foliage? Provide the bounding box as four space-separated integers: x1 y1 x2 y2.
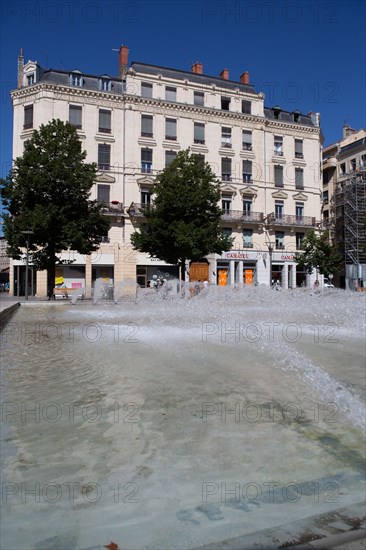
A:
294 229 343 278
0 119 110 296
130 149 233 277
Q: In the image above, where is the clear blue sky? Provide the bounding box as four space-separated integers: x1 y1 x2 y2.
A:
1 0 365 181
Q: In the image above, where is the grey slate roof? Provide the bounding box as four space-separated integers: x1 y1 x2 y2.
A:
33 64 316 127
130 62 257 95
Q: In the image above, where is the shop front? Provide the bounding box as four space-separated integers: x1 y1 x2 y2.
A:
136 254 179 287
215 250 260 286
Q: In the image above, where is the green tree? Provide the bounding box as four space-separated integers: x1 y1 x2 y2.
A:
130 149 233 280
0 119 110 298
294 229 343 281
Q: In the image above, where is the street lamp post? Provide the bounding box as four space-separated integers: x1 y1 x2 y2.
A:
21 230 33 301
267 243 274 287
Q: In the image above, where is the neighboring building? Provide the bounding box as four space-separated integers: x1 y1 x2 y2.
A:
10 46 323 297
0 237 10 271
322 126 366 289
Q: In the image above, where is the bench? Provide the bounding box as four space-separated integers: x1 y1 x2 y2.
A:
53 288 85 299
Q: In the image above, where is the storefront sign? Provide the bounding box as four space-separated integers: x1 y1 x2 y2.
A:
219 250 259 261
137 254 175 266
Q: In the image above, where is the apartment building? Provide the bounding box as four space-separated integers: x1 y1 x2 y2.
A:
10 46 323 297
322 126 366 289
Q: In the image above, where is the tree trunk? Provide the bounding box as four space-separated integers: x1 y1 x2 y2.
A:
179 258 186 296
47 257 56 300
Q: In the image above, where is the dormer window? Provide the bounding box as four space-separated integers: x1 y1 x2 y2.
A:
27 74 34 86
70 71 83 87
100 77 111 92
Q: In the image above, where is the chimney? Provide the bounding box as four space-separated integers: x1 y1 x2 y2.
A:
18 48 24 88
342 124 357 139
220 68 229 80
240 71 250 84
118 45 129 78
191 62 203 74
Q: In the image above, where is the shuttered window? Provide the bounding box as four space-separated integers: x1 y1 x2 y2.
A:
99 110 111 133
141 115 153 137
24 105 33 129
69 105 82 129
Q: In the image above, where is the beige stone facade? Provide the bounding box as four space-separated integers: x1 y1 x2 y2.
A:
322 126 366 289
10 46 323 297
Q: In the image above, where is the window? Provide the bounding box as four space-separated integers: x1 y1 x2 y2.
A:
323 171 330 185
24 105 33 129
141 114 153 137
274 135 283 156
340 163 346 175
243 199 252 215
165 86 176 102
361 154 366 169
295 202 304 220
71 73 82 86
100 79 111 92
222 227 232 237
141 149 152 173
221 127 232 148
295 139 303 158
275 231 285 249
221 96 230 110
69 105 82 129
350 158 356 172
274 165 283 187
141 82 153 98
275 200 284 219
296 232 305 250
194 122 205 144
97 184 110 205
141 189 151 205
194 91 204 106
295 168 304 189
242 130 252 150
323 211 329 222
165 150 177 166
165 118 177 140
27 74 34 86
243 160 252 183
98 144 111 170
242 100 251 114
243 229 253 247
323 190 329 203
221 158 232 181
99 109 111 133
222 197 231 212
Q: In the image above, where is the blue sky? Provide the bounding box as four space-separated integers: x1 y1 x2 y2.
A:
1 0 365 182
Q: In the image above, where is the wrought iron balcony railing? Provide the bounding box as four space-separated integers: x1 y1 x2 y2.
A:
221 210 264 223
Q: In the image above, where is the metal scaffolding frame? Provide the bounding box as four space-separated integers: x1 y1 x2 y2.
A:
335 170 366 287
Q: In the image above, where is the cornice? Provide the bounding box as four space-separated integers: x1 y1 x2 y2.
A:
11 83 320 137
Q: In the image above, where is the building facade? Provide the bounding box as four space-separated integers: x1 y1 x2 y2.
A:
322 125 366 289
10 46 323 297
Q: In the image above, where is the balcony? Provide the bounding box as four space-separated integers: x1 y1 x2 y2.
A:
221 174 232 182
276 244 285 250
99 201 124 215
98 236 110 243
221 210 264 223
221 142 232 148
269 214 316 227
99 127 111 134
128 203 152 217
295 152 304 159
242 144 252 151
194 139 205 145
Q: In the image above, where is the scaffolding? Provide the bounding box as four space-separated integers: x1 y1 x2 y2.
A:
335 170 366 289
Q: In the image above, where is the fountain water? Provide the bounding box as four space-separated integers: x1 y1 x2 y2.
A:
1 286 365 549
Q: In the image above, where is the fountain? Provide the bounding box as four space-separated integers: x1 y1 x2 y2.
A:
1 286 365 549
